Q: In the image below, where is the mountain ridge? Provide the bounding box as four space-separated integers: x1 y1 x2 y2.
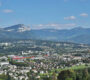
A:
0 24 90 44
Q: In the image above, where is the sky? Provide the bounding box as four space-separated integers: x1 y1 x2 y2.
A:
0 0 90 29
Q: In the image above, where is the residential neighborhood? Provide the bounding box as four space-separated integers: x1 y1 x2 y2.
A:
0 43 90 80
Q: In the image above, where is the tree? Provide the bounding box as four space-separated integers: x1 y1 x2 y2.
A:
7 72 11 80
57 70 76 80
52 72 57 80
82 69 89 80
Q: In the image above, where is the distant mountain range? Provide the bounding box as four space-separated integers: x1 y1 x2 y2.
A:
0 24 90 44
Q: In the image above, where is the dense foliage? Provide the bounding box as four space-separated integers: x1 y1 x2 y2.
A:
58 68 90 80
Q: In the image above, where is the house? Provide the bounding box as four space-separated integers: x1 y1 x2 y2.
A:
0 62 9 66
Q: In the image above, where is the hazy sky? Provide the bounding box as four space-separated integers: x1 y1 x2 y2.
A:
0 0 90 29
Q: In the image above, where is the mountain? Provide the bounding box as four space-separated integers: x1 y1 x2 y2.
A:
0 24 90 44
0 24 32 39
4 24 31 32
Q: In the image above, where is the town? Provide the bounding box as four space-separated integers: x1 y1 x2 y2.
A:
0 40 90 80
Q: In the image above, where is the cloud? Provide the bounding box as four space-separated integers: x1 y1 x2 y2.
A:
32 23 76 29
80 13 88 17
3 9 13 13
64 16 76 20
